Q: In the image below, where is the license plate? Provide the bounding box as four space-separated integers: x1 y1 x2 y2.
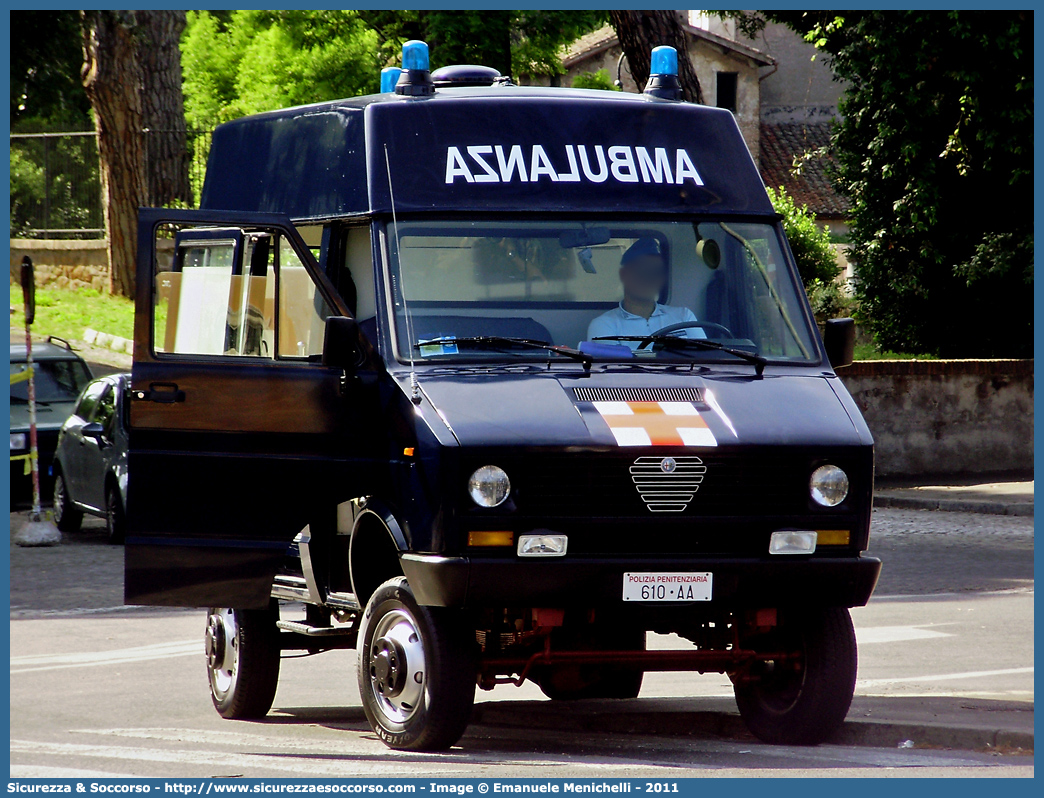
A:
622 572 712 602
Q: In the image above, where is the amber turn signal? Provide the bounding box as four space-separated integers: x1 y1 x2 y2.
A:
816 529 851 546
468 530 514 547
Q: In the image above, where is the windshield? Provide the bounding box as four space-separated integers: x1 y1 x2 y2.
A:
386 220 818 365
10 360 93 404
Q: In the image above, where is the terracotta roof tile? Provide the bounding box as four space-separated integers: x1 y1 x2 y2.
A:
759 122 851 218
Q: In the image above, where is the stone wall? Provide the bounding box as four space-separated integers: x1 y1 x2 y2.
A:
837 360 1034 477
10 238 109 292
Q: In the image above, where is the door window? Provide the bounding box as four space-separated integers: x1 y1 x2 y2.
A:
278 238 333 358
153 226 330 360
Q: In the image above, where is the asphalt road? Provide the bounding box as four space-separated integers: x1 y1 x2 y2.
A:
8 507 1034 777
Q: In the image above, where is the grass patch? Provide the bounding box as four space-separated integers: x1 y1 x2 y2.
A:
9 284 135 342
854 342 937 361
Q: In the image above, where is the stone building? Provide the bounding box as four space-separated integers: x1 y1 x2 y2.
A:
524 20 773 162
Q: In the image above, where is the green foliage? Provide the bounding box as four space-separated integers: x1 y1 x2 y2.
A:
571 69 621 92
805 278 854 324
766 186 839 288
509 11 608 77
775 11 1032 358
10 133 102 236
10 11 92 128
361 10 606 79
181 11 381 128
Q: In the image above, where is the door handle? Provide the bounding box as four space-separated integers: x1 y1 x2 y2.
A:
133 383 186 404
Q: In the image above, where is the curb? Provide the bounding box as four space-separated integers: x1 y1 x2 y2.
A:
83 327 134 355
874 494 1033 517
470 703 1034 754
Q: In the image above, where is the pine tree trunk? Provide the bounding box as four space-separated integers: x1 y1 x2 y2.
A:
81 10 146 299
608 10 704 104
138 10 191 207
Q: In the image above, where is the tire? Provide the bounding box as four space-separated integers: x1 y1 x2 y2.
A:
105 485 126 544
206 603 281 719
536 627 645 701
734 607 857 746
358 577 476 751
52 469 82 533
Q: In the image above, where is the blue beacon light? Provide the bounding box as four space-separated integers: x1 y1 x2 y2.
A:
395 40 434 96
644 45 682 101
650 46 678 77
380 67 402 94
402 40 430 72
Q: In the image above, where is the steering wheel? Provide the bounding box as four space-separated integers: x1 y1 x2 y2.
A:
638 320 735 350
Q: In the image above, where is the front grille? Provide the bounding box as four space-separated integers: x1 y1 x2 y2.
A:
630 456 706 512
507 451 808 518
572 386 702 403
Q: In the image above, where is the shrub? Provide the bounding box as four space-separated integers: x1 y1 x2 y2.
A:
767 186 839 288
571 69 620 92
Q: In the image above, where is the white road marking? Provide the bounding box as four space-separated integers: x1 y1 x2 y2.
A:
858 666 1034 687
11 640 200 674
855 625 953 645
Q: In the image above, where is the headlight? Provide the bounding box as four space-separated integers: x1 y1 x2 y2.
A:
10 433 27 451
468 465 511 507
810 465 849 507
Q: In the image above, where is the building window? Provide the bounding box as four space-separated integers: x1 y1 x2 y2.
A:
716 72 738 113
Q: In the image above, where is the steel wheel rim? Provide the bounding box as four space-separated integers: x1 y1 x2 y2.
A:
206 608 239 699
53 476 65 522
367 608 426 724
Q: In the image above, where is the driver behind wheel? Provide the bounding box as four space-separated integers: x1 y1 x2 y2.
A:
586 237 706 349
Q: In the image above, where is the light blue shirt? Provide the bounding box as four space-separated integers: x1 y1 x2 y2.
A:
586 303 706 349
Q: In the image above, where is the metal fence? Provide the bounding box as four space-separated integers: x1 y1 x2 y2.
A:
9 127 211 240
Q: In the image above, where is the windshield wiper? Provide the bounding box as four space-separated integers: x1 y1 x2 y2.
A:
415 336 593 369
594 335 767 376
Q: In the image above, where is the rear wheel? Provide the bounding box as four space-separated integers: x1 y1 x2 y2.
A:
206 604 281 719
536 627 645 700
733 607 857 745
105 485 126 544
52 470 82 533
358 577 476 751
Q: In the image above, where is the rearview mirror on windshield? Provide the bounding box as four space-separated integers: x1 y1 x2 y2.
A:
559 227 610 249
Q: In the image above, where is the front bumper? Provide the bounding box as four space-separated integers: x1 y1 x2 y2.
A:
400 553 882 609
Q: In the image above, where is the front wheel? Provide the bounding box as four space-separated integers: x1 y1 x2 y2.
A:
52 470 82 533
105 486 126 544
205 604 281 719
734 607 857 745
358 577 477 751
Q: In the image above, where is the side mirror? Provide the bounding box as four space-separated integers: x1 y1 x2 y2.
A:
322 316 362 371
82 422 106 442
823 317 856 369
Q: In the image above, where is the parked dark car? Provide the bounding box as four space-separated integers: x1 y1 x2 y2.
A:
52 372 131 543
10 336 94 505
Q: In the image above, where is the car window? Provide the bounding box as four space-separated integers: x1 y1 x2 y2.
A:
10 360 94 405
73 380 107 419
92 384 116 432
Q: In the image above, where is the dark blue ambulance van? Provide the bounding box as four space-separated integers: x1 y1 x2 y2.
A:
127 41 880 751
